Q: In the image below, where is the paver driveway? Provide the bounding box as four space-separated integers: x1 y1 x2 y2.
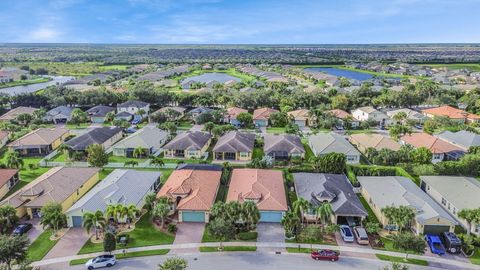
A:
257 223 285 253
26 218 43 243
172 223 205 254
44 227 90 259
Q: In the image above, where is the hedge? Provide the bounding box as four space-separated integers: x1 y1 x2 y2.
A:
237 231 258 241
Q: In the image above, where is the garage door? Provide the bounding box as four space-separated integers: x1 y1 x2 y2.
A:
424 225 450 235
182 211 205 222
260 211 283 223
72 216 83 227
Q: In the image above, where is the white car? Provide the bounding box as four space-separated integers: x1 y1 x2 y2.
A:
85 255 116 269
339 225 354 242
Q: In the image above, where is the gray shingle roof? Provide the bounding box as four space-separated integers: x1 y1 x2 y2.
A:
293 173 367 217
86 105 115 117
46 106 74 118
264 134 305 155
435 130 480 150
163 131 212 151
65 127 122 151
112 126 167 150
308 132 360 156
66 169 160 215
212 131 255 153
117 100 149 108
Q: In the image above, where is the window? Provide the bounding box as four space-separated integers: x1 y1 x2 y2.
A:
441 198 446 206
347 156 356 162
447 203 451 210
239 152 249 158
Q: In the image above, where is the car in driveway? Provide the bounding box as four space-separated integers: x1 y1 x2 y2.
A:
85 255 116 269
12 223 32 236
440 232 462 254
339 225 354 242
425 234 446 255
353 226 369 245
311 249 339 261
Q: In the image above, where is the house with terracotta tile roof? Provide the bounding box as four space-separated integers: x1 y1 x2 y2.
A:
212 131 255 162
253 108 279 127
349 133 401 154
8 127 70 156
225 107 248 127
327 109 359 128
0 167 100 218
400 133 465 163
0 107 38 122
287 109 316 127
422 105 480 123
0 131 8 149
227 169 287 222
0 169 19 199
156 167 222 223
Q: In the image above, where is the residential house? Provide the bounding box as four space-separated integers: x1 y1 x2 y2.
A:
420 176 480 235
188 107 215 123
422 105 480 123
86 105 115 123
0 131 9 148
0 169 19 199
212 131 255 161
287 109 315 127
351 106 389 125
45 106 75 124
263 134 305 161
8 127 69 156
112 126 168 158
434 130 480 151
0 107 38 122
326 109 359 128
117 100 150 121
156 166 222 222
150 106 186 122
65 127 123 152
294 173 367 225
66 169 161 227
358 176 457 235
386 108 428 124
253 108 279 127
400 133 465 163
308 132 361 164
227 169 288 222
226 107 248 127
349 133 401 154
0 167 100 218
115 111 134 122
163 131 212 159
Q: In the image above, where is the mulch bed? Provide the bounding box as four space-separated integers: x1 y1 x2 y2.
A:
368 233 384 249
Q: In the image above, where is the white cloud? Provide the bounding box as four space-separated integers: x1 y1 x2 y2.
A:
30 27 61 42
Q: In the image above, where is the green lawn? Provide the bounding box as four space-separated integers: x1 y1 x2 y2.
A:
201 229 257 243
266 127 286 134
177 121 193 130
469 248 480 265
286 247 313 254
0 77 51 89
108 154 147 164
379 237 423 255
423 63 480 72
51 152 68 162
78 213 174 254
66 123 91 129
70 249 169 266
199 246 257 252
375 254 428 266
98 64 132 71
285 237 337 246
27 229 59 261
162 158 204 164
252 147 264 159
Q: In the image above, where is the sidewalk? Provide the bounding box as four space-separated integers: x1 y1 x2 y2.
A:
31 241 477 269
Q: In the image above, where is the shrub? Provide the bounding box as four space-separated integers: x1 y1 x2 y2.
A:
237 231 258 241
167 223 177 234
298 225 322 243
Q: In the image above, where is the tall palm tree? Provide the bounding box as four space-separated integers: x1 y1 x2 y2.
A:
225 201 241 223
144 192 158 212
152 201 170 228
124 204 140 228
82 211 106 240
5 151 23 169
241 201 260 231
105 204 124 225
397 206 415 233
0 205 19 234
281 211 300 237
57 144 71 161
316 202 334 225
293 198 310 225
133 147 147 158
150 156 165 168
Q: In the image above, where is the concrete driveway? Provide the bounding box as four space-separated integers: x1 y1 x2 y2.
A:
257 223 285 253
26 218 43 243
44 227 90 259
172 223 205 254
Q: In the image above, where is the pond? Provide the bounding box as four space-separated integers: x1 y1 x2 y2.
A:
0 76 75 95
304 67 374 81
181 72 241 84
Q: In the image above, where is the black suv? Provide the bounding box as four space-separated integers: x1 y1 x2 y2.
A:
440 232 462 254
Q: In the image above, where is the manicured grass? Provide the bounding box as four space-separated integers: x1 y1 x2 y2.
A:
469 248 480 265
78 213 174 254
423 63 480 72
266 127 286 134
66 123 90 129
107 154 147 164
379 237 423 255
0 77 51 89
98 64 132 71
252 147 264 159
201 228 257 243
69 249 169 266
375 254 428 266
162 158 204 164
285 238 337 246
99 168 114 180
27 229 59 261
286 247 313 254
51 152 68 162
177 121 193 130
199 246 257 252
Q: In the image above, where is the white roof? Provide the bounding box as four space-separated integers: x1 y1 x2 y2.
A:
112 126 168 150
308 132 360 156
420 176 480 211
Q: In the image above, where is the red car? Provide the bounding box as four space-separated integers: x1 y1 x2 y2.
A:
311 249 339 261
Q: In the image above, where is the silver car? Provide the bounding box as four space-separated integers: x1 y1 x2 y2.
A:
85 255 116 270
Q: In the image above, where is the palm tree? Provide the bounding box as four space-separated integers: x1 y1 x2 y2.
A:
458 209 478 235
0 205 19 234
241 201 260 231
397 206 415 233
281 211 300 237
57 144 71 161
82 211 106 240
316 202 334 225
124 204 140 228
293 198 310 225
144 192 158 212
224 201 241 223
40 202 66 237
5 150 23 169
105 204 125 225
150 156 165 168
133 147 147 159
309 156 322 173
124 160 138 167
152 201 170 228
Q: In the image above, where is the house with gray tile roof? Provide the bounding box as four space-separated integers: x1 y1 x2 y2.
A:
358 176 457 235
117 100 150 121
434 130 480 151
112 126 168 157
45 106 75 124
65 127 123 152
308 132 360 164
65 169 161 227
293 173 367 225
163 131 212 159
264 134 305 161
212 131 255 162
86 105 115 123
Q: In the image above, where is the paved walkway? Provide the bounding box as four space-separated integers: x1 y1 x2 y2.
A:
26 218 43 243
32 241 477 269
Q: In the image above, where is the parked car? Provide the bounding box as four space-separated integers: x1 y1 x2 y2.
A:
125 127 137 134
425 234 446 255
353 226 369 245
12 223 32 236
440 232 462 254
339 225 354 242
311 249 339 261
85 255 116 269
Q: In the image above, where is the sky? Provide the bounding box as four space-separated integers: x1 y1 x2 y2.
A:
0 0 479 44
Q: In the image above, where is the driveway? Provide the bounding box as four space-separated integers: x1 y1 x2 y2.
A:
26 218 43 243
44 227 90 259
189 124 204 132
172 223 205 254
257 223 285 253
334 231 372 249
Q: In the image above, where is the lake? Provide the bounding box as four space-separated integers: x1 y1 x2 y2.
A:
0 76 75 95
181 72 241 84
304 67 374 81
